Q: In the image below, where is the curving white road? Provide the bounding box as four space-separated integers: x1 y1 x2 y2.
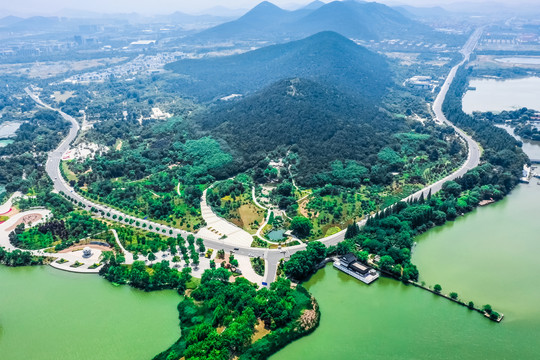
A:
24 28 483 286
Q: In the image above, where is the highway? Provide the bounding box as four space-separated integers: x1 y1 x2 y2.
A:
25 28 483 286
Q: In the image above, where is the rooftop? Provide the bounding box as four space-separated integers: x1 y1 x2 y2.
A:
341 253 357 265
349 261 369 274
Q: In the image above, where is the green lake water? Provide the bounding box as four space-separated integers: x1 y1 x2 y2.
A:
273 182 540 359
0 266 180 360
274 70 540 360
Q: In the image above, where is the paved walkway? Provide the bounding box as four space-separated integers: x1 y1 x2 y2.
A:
0 192 23 215
0 208 107 273
197 188 254 248
252 186 271 242
236 254 263 284
0 209 52 251
110 228 134 264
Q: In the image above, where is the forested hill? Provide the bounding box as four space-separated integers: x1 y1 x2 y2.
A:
165 31 392 101
192 0 443 43
196 78 406 186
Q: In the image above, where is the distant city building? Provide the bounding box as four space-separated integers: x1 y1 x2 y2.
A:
129 40 157 49
79 25 100 33
405 76 435 90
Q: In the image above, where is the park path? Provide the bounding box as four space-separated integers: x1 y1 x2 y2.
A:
252 186 271 242
110 228 134 264
0 208 106 273
197 188 254 248
0 192 23 215
0 209 51 252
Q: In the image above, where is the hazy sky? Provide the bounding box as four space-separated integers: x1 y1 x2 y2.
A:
2 0 538 16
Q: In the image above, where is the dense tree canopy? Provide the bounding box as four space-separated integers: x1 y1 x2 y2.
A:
0 110 69 194
154 268 316 360
284 241 326 281
197 78 407 186
289 216 313 239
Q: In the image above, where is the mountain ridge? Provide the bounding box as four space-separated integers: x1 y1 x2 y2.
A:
192 0 442 43
165 31 392 101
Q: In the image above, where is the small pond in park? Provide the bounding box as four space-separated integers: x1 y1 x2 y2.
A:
267 229 286 241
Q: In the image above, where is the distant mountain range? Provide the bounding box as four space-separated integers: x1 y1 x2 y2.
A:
0 10 233 32
0 15 135 32
0 15 24 27
193 1 310 41
0 16 69 32
394 5 451 19
193 0 444 43
302 1 326 10
165 31 392 102
197 77 404 186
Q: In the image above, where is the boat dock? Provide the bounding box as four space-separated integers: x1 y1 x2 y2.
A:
520 165 531 183
479 199 495 206
333 253 379 284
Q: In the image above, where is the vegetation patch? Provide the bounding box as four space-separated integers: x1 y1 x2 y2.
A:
10 211 107 251
0 248 47 267
250 257 265 277
154 269 319 360
61 161 77 182
251 238 269 248
325 226 341 236
207 177 265 234
113 226 172 257
100 253 194 292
